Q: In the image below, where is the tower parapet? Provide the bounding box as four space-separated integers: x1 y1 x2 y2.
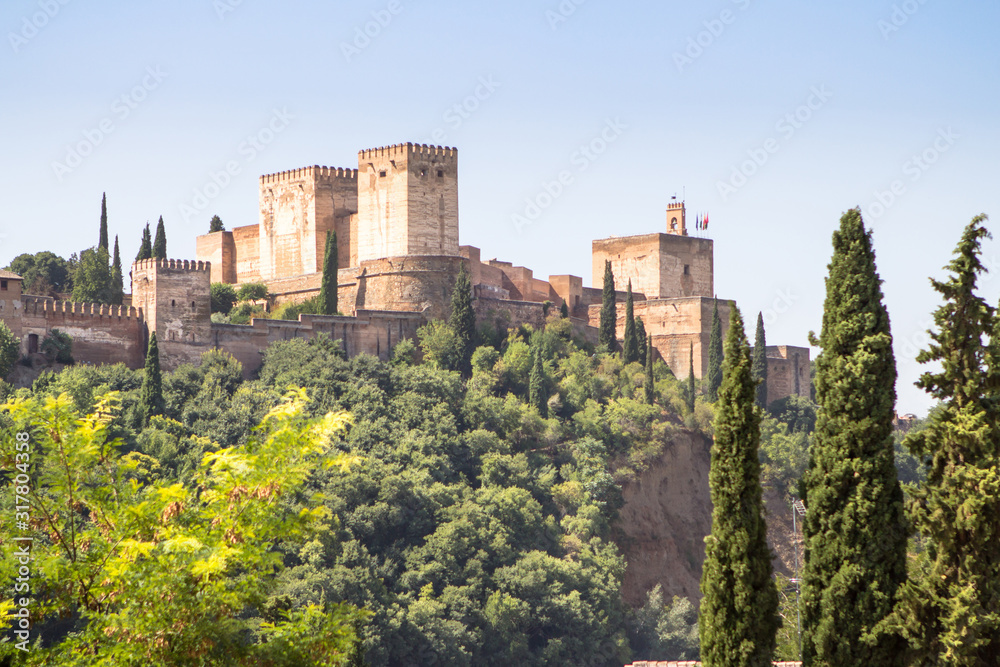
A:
260 166 359 185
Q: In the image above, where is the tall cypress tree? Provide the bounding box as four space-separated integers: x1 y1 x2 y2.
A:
529 346 547 417
318 231 338 315
706 299 723 401
800 208 907 666
599 260 617 351
893 215 1000 664
449 262 476 376
560 300 569 319
99 192 109 251
137 223 153 261
623 280 639 364
751 312 769 409
636 317 647 367
687 343 696 414
644 336 655 405
140 332 164 425
153 216 167 259
699 305 779 667
110 236 124 306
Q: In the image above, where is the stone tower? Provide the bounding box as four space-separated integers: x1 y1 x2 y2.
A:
666 199 687 236
131 259 212 369
356 144 459 263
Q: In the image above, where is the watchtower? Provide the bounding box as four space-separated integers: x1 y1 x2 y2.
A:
131 259 212 369
667 200 687 236
356 143 459 263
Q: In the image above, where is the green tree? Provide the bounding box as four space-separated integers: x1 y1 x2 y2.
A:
560 300 569 318
318 230 338 315
529 346 547 416
699 305 779 667
6 251 72 295
800 208 906 666
153 216 168 259
140 332 165 424
41 329 73 364
209 214 225 233
237 282 270 302
644 336 655 405
623 280 639 364
449 262 476 376
893 215 1000 665
99 192 109 251
752 312 769 409
706 299 723 402
110 235 124 305
137 222 153 261
636 317 647 367
211 283 238 315
686 343 696 414
599 260 617 351
71 246 114 304
0 321 19 378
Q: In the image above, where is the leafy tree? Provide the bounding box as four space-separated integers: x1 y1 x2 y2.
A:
0 321 19 378
629 586 700 661
417 319 460 371
706 299 723 401
209 214 225 233
636 317 647 367
800 208 907 666
99 192 109 251
153 215 168 259
644 336 655 405
136 222 153 261
686 343 696 413
41 329 73 364
599 260 617 351
71 246 114 304
6 251 72 295
893 215 1000 664
623 280 639 364
560 300 569 318
752 312 768 409
318 230 338 315
699 305 779 667
211 283 238 315
110 235 124 305
237 282 270 302
449 262 476 376
140 332 164 424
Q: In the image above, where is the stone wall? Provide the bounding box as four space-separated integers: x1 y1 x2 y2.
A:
0 275 24 339
592 233 713 300
763 345 811 404
131 259 212 370
19 297 145 367
354 255 465 320
196 231 236 284
233 224 261 283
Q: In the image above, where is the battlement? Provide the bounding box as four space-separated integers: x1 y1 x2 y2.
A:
667 201 685 211
132 258 212 273
260 166 359 185
358 143 458 161
22 296 143 321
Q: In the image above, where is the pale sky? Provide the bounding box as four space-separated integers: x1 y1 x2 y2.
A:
3 0 999 415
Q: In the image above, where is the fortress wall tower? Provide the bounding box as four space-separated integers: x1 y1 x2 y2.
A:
131 259 212 370
356 144 459 263
0 272 24 341
258 167 359 281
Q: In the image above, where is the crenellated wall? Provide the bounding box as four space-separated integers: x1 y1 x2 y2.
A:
131 259 212 370
354 255 465 320
20 297 145 367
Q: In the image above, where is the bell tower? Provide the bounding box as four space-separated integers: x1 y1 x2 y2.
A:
666 199 687 236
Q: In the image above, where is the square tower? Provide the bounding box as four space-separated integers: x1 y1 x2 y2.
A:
131 259 212 370
356 144 459 263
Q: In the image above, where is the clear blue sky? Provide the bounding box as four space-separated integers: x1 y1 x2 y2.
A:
2 0 999 414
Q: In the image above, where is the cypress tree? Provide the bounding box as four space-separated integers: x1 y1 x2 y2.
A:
893 215 1000 664
751 312 769 409
209 215 225 233
706 299 723 401
529 346 547 417
623 280 639 364
560 300 569 319
449 262 476 376
599 260 617 351
699 305 779 667
800 208 907 666
153 216 167 259
636 317 647 367
110 236 124 305
99 192 109 251
644 336 655 405
318 231 338 315
687 343 696 414
140 332 164 425
137 223 153 261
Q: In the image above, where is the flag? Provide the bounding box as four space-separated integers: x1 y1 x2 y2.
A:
703 214 709 230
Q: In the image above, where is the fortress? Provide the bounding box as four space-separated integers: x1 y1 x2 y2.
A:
1 142 808 403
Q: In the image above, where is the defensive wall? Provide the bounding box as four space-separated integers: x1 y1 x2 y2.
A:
19 297 145 368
